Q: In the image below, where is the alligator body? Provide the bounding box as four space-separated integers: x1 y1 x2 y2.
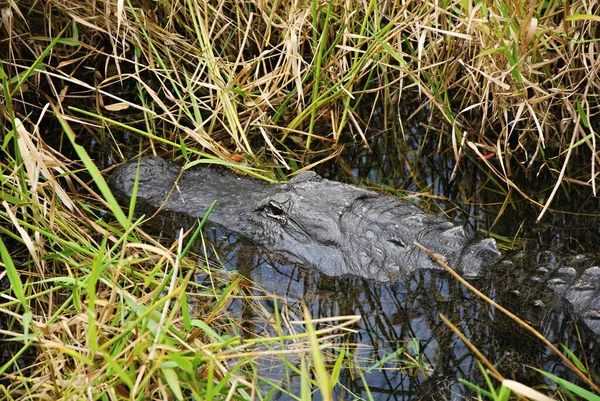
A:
530 253 600 335
110 156 501 281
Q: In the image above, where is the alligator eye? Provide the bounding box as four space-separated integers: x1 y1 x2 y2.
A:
265 201 286 219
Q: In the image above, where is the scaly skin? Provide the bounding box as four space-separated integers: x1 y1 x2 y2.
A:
110 156 501 281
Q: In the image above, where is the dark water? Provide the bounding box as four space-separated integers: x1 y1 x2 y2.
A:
147 211 600 401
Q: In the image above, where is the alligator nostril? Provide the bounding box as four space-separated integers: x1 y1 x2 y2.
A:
389 237 406 248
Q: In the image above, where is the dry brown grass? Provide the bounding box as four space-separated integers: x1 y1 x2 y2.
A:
3 1 600 212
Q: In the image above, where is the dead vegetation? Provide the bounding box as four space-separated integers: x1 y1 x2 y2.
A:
3 1 599 199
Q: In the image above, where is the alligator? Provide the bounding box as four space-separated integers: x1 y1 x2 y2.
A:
110 156 600 335
109 156 501 281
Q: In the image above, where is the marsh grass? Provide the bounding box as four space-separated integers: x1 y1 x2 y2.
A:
0 123 376 398
9 3 600 241
2 0 600 399
5 0 599 200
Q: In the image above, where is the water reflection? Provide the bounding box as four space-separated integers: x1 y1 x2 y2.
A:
187 225 599 400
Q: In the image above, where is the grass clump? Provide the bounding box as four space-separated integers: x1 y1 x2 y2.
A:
3 0 600 206
0 122 370 398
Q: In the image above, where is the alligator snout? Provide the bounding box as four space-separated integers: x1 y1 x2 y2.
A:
110 156 180 196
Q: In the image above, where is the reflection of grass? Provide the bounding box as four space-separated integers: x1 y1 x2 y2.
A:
2 0 600 399
417 242 600 400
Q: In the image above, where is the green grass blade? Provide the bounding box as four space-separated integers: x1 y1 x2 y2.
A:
532 368 600 401
51 103 131 230
0 236 27 310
